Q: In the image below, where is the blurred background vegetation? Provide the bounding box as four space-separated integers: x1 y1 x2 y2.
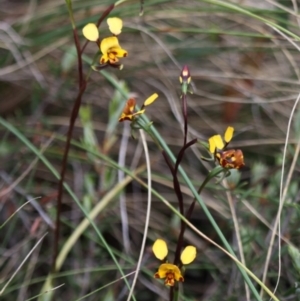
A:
1 0 300 300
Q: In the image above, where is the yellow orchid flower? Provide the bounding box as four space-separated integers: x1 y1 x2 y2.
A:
119 93 158 122
207 126 245 169
82 17 127 68
152 239 196 286
119 98 145 122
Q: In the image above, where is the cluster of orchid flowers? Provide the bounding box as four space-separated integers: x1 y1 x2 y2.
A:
119 99 245 288
82 16 245 286
116 98 244 286
81 17 244 171
117 95 245 172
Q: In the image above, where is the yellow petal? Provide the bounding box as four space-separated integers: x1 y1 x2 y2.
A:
155 263 171 278
152 239 168 260
107 17 123 35
208 136 216 153
155 263 183 281
100 54 109 64
119 113 133 122
109 46 127 58
119 109 144 122
143 93 158 106
123 98 136 115
224 126 234 143
133 109 145 116
82 23 99 41
213 135 225 150
180 245 196 265
100 36 120 55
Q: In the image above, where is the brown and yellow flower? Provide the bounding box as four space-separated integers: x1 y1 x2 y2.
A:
208 126 245 169
82 17 127 68
152 239 196 286
119 93 158 122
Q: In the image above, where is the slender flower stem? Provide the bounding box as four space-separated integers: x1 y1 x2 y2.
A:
181 93 188 146
101 50 262 301
148 124 262 301
175 167 225 273
172 66 193 272
52 9 87 270
167 67 192 301
169 285 174 301
53 1 116 273
53 81 86 272
173 139 197 266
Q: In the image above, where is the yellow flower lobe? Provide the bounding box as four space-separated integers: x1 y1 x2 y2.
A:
152 239 168 260
82 23 99 41
143 93 158 107
224 126 234 143
180 246 196 265
107 17 123 35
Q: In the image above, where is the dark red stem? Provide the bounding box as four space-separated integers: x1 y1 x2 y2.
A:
52 2 118 272
52 25 86 272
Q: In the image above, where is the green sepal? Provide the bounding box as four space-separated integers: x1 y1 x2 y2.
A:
130 127 136 139
201 156 214 162
130 118 143 130
199 140 209 149
143 121 153 132
181 82 188 95
215 169 231 184
207 166 225 182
